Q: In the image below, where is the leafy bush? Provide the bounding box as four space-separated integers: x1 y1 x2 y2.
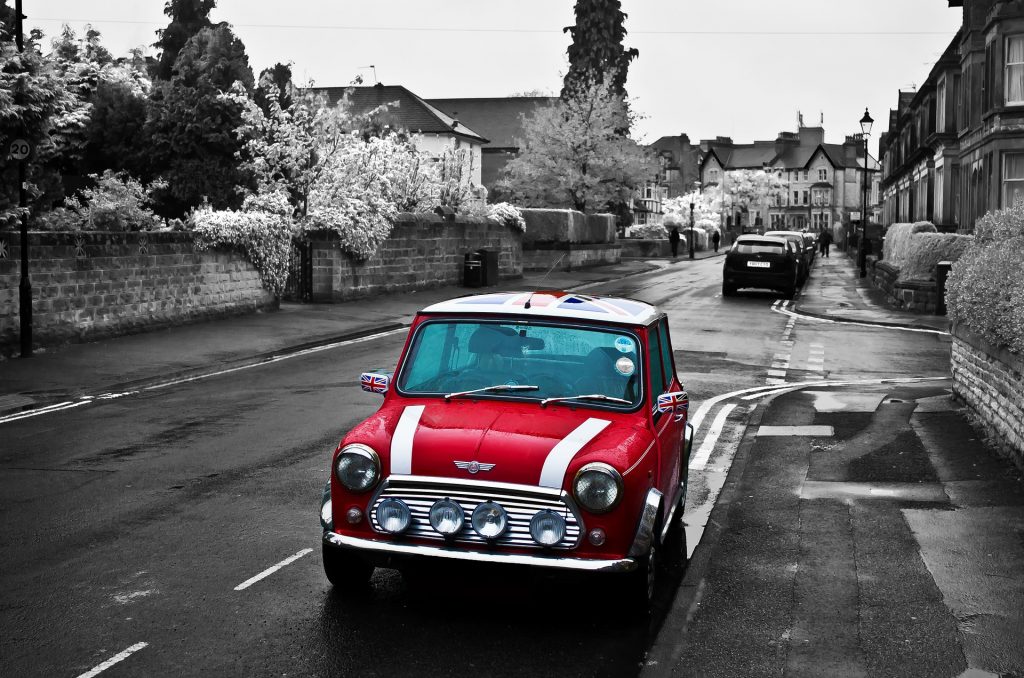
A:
947 203 1024 354
32 171 166 231
626 222 670 239
883 221 936 265
190 192 296 296
486 202 526 231
899 233 973 282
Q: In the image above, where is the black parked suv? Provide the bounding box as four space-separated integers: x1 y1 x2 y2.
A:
764 230 814 284
722 234 800 299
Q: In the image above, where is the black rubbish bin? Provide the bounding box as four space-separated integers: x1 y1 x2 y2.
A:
935 260 953 316
477 248 499 287
463 252 483 288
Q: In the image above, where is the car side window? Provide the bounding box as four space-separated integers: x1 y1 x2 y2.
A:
648 324 666 416
657 322 676 387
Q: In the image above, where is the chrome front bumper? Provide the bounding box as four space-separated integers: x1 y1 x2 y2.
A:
322 530 639 573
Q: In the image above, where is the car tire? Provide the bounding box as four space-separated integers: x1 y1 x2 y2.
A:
722 282 737 297
322 543 374 590
662 498 688 576
782 282 796 300
622 535 658 616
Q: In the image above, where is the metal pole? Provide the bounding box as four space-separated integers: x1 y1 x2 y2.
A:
15 0 32 356
688 202 695 259
859 135 868 278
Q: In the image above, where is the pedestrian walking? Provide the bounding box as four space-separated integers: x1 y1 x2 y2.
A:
712 230 721 253
669 227 681 258
820 228 833 257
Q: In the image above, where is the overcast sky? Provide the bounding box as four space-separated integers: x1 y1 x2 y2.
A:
24 0 962 149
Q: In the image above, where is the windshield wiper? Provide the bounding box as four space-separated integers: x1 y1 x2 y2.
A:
540 393 632 407
444 384 539 400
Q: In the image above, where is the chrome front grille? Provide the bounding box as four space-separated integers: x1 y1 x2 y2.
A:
369 476 583 550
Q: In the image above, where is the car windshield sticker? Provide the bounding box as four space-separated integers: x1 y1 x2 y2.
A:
614 336 634 353
615 356 635 376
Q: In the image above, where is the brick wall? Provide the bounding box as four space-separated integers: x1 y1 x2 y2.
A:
870 260 939 312
951 322 1024 471
309 213 523 302
0 231 276 355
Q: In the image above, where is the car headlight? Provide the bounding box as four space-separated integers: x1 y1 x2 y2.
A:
429 498 465 536
376 498 411 534
573 462 623 513
334 444 380 493
471 501 509 539
530 510 567 546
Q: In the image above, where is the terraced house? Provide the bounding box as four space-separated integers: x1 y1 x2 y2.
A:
699 124 879 240
879 0 1024 232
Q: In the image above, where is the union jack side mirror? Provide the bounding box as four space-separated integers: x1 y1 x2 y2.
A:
656 390 689 422
360 371 391 395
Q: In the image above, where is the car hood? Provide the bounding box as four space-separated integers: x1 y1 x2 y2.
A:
351 400 647 488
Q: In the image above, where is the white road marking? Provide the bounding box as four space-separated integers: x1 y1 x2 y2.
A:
0 327 408 427
688 404 736 469
234 548 313 591
74 642 148 678
757 425 835 437
771 304 950 335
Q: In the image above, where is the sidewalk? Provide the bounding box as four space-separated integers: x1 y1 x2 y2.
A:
0 246 933 417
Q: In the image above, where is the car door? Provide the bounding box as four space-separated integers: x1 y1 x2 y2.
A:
648 320 686 520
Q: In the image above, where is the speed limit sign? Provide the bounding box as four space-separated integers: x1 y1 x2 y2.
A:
9 139 31 160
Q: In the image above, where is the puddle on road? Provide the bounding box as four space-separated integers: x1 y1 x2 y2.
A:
800 480 948 503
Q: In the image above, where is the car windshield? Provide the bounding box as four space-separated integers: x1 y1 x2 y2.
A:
396 320 643 408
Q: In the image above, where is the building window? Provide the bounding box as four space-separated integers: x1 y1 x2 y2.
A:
802 190 809 205
937 77 946 132
818 169 827 182
935 166 944 222
793 190 799 204
1002 152 1024 207
1006 35 1024 105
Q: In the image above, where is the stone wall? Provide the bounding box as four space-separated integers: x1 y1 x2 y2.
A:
620 239 672 258
517 209 619 272
870 260 939 312
309 213 522 302
0 231 276 355
951 323 1024 470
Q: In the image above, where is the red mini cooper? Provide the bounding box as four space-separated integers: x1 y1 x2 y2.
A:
320 291 693 611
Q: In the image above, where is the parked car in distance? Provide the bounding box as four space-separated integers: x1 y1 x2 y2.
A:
722 234 800 298
764 230 814 283
802 231 818 262
320 291 694 613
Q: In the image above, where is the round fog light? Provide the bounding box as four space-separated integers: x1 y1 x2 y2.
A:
376 498 411 534
529 510 567 546
588 528 606 546
429 498 465 536
471 501 508 539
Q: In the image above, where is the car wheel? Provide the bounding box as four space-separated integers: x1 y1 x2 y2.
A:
662 498 688 576
722 282 737 297
622 538 657 616
322 543 374 590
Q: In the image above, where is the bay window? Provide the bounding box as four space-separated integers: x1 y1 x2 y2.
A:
1007 35 1024 105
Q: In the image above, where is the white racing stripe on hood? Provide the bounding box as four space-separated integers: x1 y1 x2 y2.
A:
538 418 611 488
390 405 425 475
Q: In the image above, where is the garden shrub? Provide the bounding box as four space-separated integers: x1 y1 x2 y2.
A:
883 221 936 265
626 222 670 239
31 171 166 231
946 203 1024 354
190 192 295 297
899 233 973 282
486 202 526 232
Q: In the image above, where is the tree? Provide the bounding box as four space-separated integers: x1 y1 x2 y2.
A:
0 27 80 225
561 0 638 99
145 24 255 217
152 0 215 81
254 62 293 116
498 74 656 213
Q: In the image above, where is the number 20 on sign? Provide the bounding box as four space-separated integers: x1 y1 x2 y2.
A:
9 139 30 160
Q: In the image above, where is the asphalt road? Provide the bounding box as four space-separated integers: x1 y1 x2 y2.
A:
3 257 1016 678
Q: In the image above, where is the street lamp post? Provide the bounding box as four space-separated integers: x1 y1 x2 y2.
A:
688 202 695 259
15 0 32 357
858 107 873 279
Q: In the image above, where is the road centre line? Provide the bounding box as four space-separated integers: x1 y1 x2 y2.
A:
0 327 409 427
234 548 313 591
74 642 148 678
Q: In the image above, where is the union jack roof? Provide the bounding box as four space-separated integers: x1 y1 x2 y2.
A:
420 291 660 326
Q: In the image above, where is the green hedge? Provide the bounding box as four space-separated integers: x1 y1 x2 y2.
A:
882 221 936 265
947 203 1024 354
899 232 973 281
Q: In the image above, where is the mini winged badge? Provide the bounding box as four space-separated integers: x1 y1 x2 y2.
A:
454 460 496 474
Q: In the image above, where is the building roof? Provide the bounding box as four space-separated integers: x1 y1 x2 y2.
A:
420 291 660 326
427 97 557 149
307 84 488 144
